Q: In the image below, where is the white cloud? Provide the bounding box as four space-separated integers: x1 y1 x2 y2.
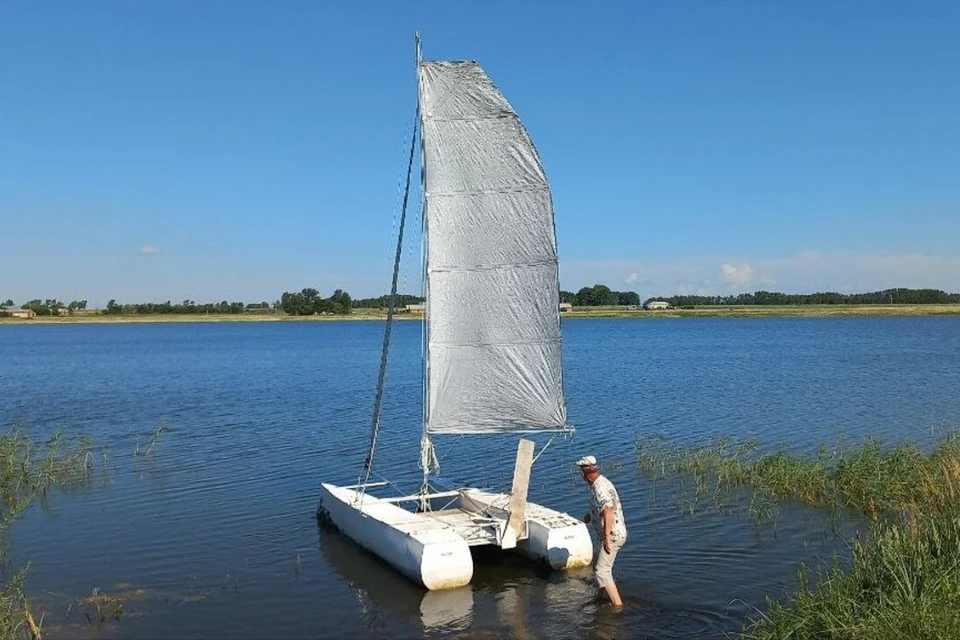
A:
721 263 754 287
624 272 646 285
138 245 160 256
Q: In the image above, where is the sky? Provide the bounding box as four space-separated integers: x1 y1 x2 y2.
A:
2 1 958 306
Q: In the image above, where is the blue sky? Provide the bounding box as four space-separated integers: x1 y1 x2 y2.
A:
2 1 958 306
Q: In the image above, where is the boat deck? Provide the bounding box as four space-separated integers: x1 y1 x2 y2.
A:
424 508 502 547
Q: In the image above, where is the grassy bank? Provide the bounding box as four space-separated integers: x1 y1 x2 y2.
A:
0 429 95 639
3 304 960 325
636 431 960 638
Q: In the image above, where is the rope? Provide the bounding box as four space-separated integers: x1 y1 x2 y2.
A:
418 432 439 510
419 432 439 476
356 113 419 503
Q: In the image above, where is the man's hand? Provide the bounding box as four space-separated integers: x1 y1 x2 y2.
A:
603 535 612 554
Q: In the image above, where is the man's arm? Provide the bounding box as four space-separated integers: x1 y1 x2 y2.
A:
602 506 615 553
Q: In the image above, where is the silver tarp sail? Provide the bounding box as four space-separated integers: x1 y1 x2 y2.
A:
419 60 567 435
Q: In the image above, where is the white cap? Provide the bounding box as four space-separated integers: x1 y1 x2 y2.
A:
576 455 597 467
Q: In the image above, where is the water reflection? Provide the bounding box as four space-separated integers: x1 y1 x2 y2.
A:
318 522 474 634
320 516 739 638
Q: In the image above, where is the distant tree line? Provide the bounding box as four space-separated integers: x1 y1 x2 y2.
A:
102 299 259 315
0 298 88 316
352 294 425 309
560 284 641 307
8 286 955 319
651 288 960 307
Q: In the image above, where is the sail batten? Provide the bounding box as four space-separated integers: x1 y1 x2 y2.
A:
419 60 568 435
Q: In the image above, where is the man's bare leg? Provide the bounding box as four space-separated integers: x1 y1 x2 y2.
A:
604 582 623 608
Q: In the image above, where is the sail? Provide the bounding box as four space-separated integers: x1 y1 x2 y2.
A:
419 60 567 435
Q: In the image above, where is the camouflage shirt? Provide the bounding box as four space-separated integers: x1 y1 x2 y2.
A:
590 475 627 540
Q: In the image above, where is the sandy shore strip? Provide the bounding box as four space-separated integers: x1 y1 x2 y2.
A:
3 304 960 325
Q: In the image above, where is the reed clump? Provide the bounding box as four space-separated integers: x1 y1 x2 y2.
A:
745 448 960 639
636 431 960 520
0 428 95 639
636 431 960 638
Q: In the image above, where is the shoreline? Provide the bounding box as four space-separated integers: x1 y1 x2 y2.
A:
2 304 960 325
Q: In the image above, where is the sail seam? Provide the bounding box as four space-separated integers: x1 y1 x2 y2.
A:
429 259 557 273
425 427 574 435
428 339 561 347
425 113 516 123
428 185 549 197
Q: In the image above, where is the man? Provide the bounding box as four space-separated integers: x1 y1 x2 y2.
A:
578 455 626 608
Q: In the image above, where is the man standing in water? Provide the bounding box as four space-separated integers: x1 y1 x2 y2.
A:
578 455 626 608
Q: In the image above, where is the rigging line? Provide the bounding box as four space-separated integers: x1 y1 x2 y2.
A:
356 112 420 499
530 433 559 467
435 434 465 464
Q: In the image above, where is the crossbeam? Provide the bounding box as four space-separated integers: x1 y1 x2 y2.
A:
378 490 462 504
341 481 391 490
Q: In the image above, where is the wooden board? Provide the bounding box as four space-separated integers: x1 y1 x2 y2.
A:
507 438 535 539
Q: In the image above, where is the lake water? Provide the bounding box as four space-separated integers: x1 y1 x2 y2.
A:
3 316 959 639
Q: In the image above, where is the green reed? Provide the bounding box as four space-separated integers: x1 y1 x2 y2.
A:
637 431 960 639
0 428 95 639
636 431 960 520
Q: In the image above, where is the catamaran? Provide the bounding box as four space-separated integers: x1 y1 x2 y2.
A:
318 33 592 591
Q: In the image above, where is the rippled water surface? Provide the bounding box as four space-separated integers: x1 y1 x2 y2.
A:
3 316 960 639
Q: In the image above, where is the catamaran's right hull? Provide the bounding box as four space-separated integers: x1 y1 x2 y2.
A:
459 489 594 570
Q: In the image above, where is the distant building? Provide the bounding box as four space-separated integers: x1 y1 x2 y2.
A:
57 307 71 316
0 306 36 319
404 304 426 314
643 300 672 310
559 302 573 312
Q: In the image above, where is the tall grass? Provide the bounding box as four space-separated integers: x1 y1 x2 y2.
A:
0 428 95 639
636 431 960 639
636 431 960 520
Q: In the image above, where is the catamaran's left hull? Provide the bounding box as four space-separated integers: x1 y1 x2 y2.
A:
318 483 474 590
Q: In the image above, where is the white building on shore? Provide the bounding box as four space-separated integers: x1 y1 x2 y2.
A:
643 300 672 310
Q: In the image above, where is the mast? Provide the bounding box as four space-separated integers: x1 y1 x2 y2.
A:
416 31 437 502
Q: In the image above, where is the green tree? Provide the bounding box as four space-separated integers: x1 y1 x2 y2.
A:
328 289 353 314
23 299 53 316
279 288 354 315
618 291 640 306
575 284 618 306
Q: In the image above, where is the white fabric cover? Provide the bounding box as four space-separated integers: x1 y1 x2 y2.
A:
419 61 567 434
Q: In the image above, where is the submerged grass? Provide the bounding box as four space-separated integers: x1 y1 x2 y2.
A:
0 428 96 639
636 431 960 639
